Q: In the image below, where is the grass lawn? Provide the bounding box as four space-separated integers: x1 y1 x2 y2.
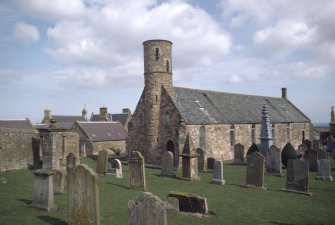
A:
1 157 335 225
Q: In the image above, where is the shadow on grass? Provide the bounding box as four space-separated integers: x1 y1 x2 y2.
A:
309 187 335 193
17 198 32 205
106 182 129 190
269 222 296 225
38 215 67 225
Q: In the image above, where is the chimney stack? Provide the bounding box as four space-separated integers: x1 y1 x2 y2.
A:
281 87 287 99
82 106 88 121
99 107 108 121
122 108 131 116
331 106 335 122
44 108 52 120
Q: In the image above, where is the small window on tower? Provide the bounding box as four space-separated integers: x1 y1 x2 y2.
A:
155 48 160 61
166 60 169 72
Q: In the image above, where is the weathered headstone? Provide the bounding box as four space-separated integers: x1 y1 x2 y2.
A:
245 151 265 188
128 192 167 225
96 149 109 175
160 151 176 178
266 145 282 174
106 159 123 178
197 148 205 172
129 151 146 190
53 170 66 193
304 149 318 172
207 157 215 171
234 143 245 164
68 164 100 225
166 197 179 213
211 160 225 185
66 153 78 174
298 144 307 155
316 159 333 181
285 159 311 194
167 191 208 214
317 150 329 160
31 169 57 212
180 133 200 181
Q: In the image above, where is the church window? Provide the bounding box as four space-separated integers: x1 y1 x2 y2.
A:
199 126 206 150
230 125 235 146
302 130 305 141
155 95 158 103
251 124 256 143
155 48 160 60
166 60 170 72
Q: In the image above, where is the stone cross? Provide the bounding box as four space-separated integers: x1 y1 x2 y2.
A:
31 169 57 212
160 151 176 178
234 143 245 164
211 160 225 185
128 192 167 225
266 145 282 174
68 164 100 225
129 151 146 190
245 151 265 188
285 159 310 193
316 159 333 181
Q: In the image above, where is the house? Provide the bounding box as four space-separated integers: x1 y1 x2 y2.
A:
71 121 128 156
126 39 311 167
41 107 88 129
90 107 132 131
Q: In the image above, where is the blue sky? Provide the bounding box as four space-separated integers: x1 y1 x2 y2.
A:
0 0 334 124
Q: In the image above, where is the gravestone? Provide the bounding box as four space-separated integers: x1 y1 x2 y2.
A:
317 150 329 160
31 169 57 212
129 151 146 190
304 149 318 172
316 159 333 181
180 133 200 181
312 140 320 151
53 170 66 193
211 160 225 185
166 197 179 213
207 157 215 171
68 164 100 225
96 149 109 175
160 151 176 178
167 191 208 214
245 151 265 188
66 153 78 174
266 145 282 174
285 159 310 194
128 192 167 225
326 135 335 153
298 144 307 155
196 148 205 172
106 159 123 178
234 143 245 164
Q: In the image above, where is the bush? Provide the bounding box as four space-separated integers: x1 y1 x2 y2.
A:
246 143 259 156
281 142 298 167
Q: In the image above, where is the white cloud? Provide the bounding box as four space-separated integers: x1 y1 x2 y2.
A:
229 74 242 83
11 22 39 43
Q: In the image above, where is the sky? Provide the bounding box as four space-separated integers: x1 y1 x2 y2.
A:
0 0 334 124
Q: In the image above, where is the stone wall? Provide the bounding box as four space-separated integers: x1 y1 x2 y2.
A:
92 140 126 155
0 128 39 171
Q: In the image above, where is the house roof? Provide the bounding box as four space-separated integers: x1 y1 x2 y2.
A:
45 115 87 129
90 113 129 126
0 119 33 129
173 87 311 125
75 121 127 142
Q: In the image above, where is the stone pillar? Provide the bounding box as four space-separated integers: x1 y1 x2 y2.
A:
31 169 57 212
260 104 273 158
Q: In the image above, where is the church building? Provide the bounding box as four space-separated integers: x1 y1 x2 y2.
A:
126 40 311 167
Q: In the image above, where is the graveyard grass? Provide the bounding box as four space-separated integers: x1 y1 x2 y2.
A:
1 158 335 225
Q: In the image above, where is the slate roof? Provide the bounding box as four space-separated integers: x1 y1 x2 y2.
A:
75 121 127 142
173 87 310 125
90 113 129 126
0 119 33 129
48 115 87 129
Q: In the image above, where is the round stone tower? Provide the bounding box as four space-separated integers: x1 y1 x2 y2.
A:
143 39 173 163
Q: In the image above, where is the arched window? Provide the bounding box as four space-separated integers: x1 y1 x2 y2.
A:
230 125 235 146
286 123 291 142
166 60 170 72
302 130 305 141
199 126 206 150
155 48 160 61
251 124 256 143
